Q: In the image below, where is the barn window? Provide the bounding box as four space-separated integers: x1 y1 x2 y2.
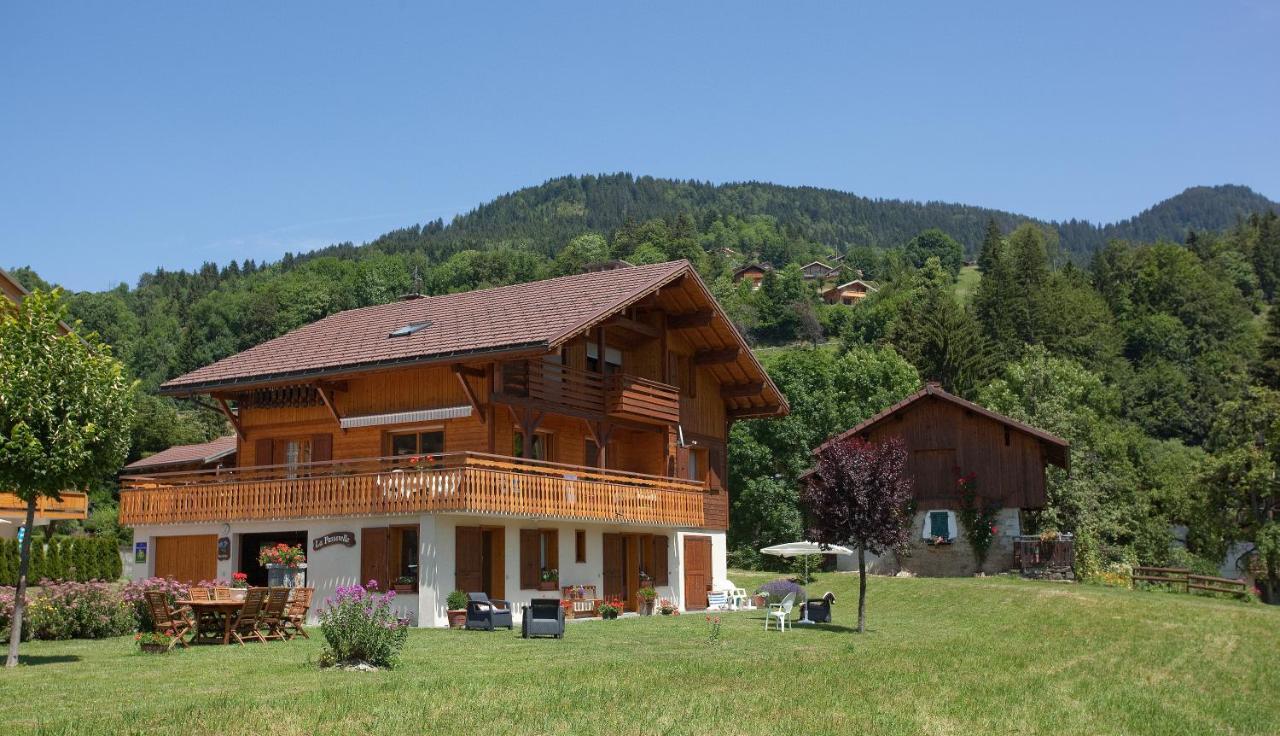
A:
923 510 956 541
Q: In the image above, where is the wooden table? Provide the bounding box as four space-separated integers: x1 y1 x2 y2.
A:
178 600 244 645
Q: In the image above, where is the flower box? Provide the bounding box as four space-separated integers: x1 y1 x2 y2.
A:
537 580 559 591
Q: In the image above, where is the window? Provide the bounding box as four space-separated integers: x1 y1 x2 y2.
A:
652 535 669 586
681 446 708 482
586 342 622 374
923 510 956 542
584 439 599 467
389 429 445 457
575 530 586 563
360 525 420 591
519 528 559 588
514 430 552 461
388 321 432 337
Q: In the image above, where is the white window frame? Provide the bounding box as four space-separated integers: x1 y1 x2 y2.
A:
921 510 957 541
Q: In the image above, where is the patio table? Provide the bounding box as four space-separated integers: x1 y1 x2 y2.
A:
178 599 244 645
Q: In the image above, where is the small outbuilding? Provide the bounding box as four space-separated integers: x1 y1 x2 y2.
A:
812 384 1069 576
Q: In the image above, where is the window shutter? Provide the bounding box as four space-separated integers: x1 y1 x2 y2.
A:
519 529 539 589
311 433 333 462
575 530 586 563
360 527 390 591
653 536 669 586
254 438 273 467
546 529 559 571
676 446 690 480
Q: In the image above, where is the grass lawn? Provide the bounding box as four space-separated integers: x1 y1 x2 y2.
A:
2 571 1277 735
954 264 981 304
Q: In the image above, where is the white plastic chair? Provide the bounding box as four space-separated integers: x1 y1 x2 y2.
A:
724 581 753 610
764 592 795 632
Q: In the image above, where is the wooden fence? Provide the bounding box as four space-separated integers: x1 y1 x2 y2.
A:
1131 567 1250 597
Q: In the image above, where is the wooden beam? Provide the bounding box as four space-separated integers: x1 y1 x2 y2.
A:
453 365 486 379
720 382 764 399
693 349 739 366
215 397 246 441
605 316 659 339
313 383 343 429
667 310 713 329
453 364 487 424
728 404 781 419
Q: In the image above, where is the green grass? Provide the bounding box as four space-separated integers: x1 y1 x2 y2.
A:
954 265 982 304
2 572 1277 735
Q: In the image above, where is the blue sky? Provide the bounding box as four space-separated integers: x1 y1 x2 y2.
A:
2 2 1277 291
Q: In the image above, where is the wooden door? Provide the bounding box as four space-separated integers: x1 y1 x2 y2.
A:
602 533 624 604
456 526 484 594
486 528 505 600
153 534 217 584
683 535 712 610
360 527 390 591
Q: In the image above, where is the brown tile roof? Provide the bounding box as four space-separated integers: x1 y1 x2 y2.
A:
811 383 1070 470
123 435 237 471
163 261 694 393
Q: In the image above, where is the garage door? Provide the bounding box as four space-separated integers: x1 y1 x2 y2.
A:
154 534 217 584
683 535 711 610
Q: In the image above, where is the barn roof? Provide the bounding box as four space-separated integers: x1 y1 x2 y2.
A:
813 383 1070 470
123 435 237 471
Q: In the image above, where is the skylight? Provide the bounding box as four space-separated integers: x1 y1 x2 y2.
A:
388 321 432 338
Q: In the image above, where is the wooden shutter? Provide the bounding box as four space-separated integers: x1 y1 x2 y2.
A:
676 446 690 480
653 535 669 586
546 529 559 571
575 530 586 563
602 533 624 601
519 529 540 589
311 433 333 462
455 527 483 593
254 438 274 467
360 527 390 591
707 443 725 490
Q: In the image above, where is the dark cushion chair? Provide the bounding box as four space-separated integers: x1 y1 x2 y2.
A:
802 594 833 623
522 598 565 639
465 592 513 631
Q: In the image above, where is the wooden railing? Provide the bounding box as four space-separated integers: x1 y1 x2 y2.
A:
0 491 89 520
501 360 679 426
1131 567 1251 598
118 452 707 527
1013 535 1075 571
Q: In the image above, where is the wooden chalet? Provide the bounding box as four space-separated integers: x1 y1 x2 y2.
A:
822 279 879 305
120 260 787 622
731 263 771 290
800 261 838 282
0 267 89 538
813 384 1068 576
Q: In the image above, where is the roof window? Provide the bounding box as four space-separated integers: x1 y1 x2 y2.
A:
388 321 432 338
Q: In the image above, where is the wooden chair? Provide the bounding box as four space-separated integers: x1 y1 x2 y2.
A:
230 588 269 645
143 591 194 650
188 587 212 601
283 587 314 640
259 588 292 641
212 587 232 601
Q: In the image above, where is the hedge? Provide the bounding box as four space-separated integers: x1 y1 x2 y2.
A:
0 536 123 586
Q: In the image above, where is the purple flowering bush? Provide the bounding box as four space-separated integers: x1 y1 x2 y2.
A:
316 580 411 669
757 578 806 605
0 586 32 641
27 580 135 640
121 577 189 631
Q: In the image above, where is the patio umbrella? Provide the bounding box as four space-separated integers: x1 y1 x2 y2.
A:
760 541 854 624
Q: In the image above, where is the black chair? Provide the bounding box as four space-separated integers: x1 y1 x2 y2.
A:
465 592 513 631
802 596 833 623
522 598 565 639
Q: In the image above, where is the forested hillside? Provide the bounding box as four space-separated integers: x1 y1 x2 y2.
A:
9 174 1280 600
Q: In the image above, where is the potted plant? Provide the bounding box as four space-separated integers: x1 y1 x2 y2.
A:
393 575 417 594
538 567 559 591
597 602 619 620
229 572 249 601
637 586 657 615
658 598 677 615
445 590 468 629
258 543 308 587
136 630 178 654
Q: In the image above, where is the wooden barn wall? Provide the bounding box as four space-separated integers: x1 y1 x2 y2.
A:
863 397 1048 508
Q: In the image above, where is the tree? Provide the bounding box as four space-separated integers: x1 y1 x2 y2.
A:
801 437 913 632
904 228 964 276
891 262 995 398
0 290 135 667
977 218 1003 273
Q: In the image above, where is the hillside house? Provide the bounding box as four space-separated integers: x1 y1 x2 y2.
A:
119 261 788 623
822 279 879 305
813 384 1069 576
800 261 838 282
731 263 771 290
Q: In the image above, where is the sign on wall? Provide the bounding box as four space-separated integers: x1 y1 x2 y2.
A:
313 532 356 551
134 541 147 563
217 537 231 561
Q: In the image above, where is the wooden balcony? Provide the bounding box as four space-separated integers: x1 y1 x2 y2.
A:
499 360 679 426
118 452 707 527
0 491 89 520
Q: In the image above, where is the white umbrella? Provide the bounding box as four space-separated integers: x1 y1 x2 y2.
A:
759 541 854 624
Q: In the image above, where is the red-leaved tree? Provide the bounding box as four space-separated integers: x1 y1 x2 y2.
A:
801 437 913 632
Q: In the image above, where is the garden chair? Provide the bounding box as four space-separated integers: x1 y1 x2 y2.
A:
212 587 231 601
724 580 753 610
283 587 313 640
230 588 270 645
764 592 795 632
465 592 513 631
188 587 211 601
143 591 195 650
259 587 292 641
706 591 730 611
522 598 566 639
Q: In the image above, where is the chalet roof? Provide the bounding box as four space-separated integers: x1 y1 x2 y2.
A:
801 261 834 270
829 279 879 292
161 260 787 417
813 383 1070 470
732 263 771 277
123 435 237 471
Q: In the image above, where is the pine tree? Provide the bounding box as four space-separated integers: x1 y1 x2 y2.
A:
0 539 15 586
1258 302 1280 389
28 539 45 584
977 217 1003 273
104 539 123 581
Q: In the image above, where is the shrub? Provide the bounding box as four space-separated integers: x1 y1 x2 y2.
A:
0 586 32 641
757 578 806 604
121 577 189 632
445 590 468 610
27 580 135 640
316 581 410 669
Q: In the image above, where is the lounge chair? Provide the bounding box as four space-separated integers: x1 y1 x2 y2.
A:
259 587 292 640
143 591 195 649
464 592 513 631
764 592 795 632
283 587 313 639
706 591 729 611
522 598 565 639
230 588 269 645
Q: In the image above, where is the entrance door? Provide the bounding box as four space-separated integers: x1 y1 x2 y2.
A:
683 535 712 610
456 526 505 599
602 533 624 605
154 535 217 584
239 531 307 587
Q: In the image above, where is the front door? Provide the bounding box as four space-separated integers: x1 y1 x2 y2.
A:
456 526 505 600
602 533 624 605
154 534 217 584
683 535 711 610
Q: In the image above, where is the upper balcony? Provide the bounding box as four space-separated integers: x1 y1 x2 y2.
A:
0 491 89 521
497 360 680 426
118 452 708 528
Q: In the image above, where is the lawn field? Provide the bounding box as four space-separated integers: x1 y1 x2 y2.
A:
953 264 982 304
2 571 1277 735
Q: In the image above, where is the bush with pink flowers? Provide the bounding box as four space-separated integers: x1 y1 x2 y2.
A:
316 580 410 669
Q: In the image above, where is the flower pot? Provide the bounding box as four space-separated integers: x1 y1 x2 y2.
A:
393 584 417 594
266 563 307 588
446 609 467 629
229 588 248 602
538 580 559 592
602 610 618 620
638 599 655 616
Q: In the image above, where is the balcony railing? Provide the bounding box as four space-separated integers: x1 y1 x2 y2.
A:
0 491 89 520
500 360 680 426
118 452 707 527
